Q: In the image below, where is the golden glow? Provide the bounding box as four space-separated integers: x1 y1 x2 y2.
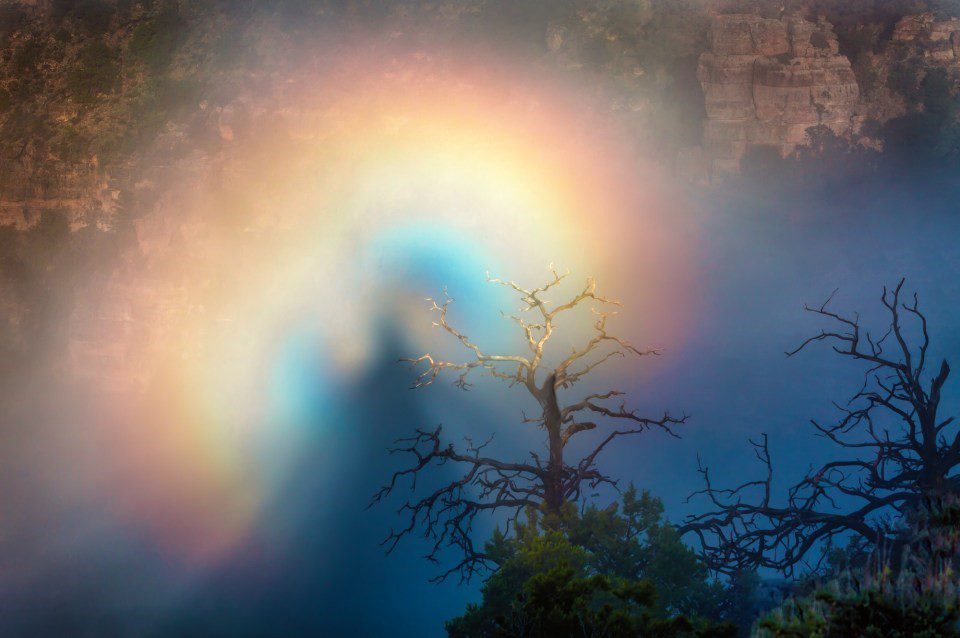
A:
74 48 697 565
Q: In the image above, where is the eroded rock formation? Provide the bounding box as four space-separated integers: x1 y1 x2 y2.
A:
4 2 960 387
697 13 859 175
893 12 960 64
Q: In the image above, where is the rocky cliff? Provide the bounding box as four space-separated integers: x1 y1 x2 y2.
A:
892 12 960 63
692 9 960 178
696 13 859 175
2 1 960 389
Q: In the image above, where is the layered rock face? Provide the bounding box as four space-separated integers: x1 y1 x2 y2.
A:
697 14 859 175
893 13 960 64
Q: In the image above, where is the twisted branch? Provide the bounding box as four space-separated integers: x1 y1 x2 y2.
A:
681 280 956 576
375 268 684 581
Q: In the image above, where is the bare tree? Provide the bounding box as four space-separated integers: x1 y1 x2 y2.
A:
680 279 956 576
371 267 686 581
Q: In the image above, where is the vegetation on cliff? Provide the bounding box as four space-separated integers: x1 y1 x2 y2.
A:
755 497 960 637
445 488 750 638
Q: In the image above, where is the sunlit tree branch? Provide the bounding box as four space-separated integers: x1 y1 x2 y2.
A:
372 267 685 581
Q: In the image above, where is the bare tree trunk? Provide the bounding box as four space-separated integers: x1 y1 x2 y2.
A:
375 270 684 581
540 373 565 516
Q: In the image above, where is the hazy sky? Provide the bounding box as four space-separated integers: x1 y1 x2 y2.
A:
3 6 960 637
31 177 957 638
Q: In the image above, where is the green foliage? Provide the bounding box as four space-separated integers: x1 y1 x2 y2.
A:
756 578 960 637
446 487 751 637
757 497 960 638
563 488 738 620
519 565 657 633
497 564 732 638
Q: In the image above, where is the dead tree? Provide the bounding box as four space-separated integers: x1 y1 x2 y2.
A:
680 279 955 577
371 267 686 581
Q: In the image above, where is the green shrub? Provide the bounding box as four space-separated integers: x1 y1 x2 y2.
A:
446 487 751 637
756 586 960 638
757 497 960 638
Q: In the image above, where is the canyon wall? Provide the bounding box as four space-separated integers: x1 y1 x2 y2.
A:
696 13 859 175
892 12 960 63
2 2 960 388
691 10 960 178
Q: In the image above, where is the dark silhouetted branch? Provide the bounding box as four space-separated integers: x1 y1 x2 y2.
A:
374 268 683 581
681 280 956 576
